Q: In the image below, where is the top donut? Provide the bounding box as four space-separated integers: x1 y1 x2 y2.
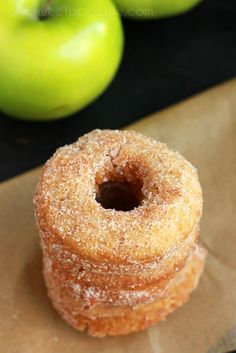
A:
34 129 202 265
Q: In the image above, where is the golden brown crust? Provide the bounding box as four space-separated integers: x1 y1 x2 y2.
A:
34 129 202 264
44 245 206 337
39 224 199 293
34 129 206 337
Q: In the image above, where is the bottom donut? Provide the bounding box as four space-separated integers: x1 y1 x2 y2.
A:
44 245 206 337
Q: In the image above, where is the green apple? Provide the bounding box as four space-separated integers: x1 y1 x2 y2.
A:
113 0 201 19
0 0 123 121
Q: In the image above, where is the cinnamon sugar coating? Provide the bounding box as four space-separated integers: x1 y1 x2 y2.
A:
34 129 206 336
35 129 202 264
44 245 206 337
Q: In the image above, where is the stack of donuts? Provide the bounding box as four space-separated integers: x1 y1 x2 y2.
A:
34 129 206 337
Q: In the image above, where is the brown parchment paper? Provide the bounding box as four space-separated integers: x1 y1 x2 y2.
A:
1 80 236 353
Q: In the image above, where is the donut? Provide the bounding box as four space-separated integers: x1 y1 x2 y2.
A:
34 129 206 336
39 225 199 307
43 244 206 337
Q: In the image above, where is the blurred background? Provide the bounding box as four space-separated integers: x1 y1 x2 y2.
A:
0 0 235 182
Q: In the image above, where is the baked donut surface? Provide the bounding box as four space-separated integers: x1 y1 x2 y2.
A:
35 129 202 264
34 129 206 337
43 244 206 337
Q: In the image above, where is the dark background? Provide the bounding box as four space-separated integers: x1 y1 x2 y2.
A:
0 0 236 182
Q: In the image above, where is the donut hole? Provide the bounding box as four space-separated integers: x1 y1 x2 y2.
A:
96 179 144 212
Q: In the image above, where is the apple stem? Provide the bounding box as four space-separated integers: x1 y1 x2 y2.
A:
39 0 52 20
